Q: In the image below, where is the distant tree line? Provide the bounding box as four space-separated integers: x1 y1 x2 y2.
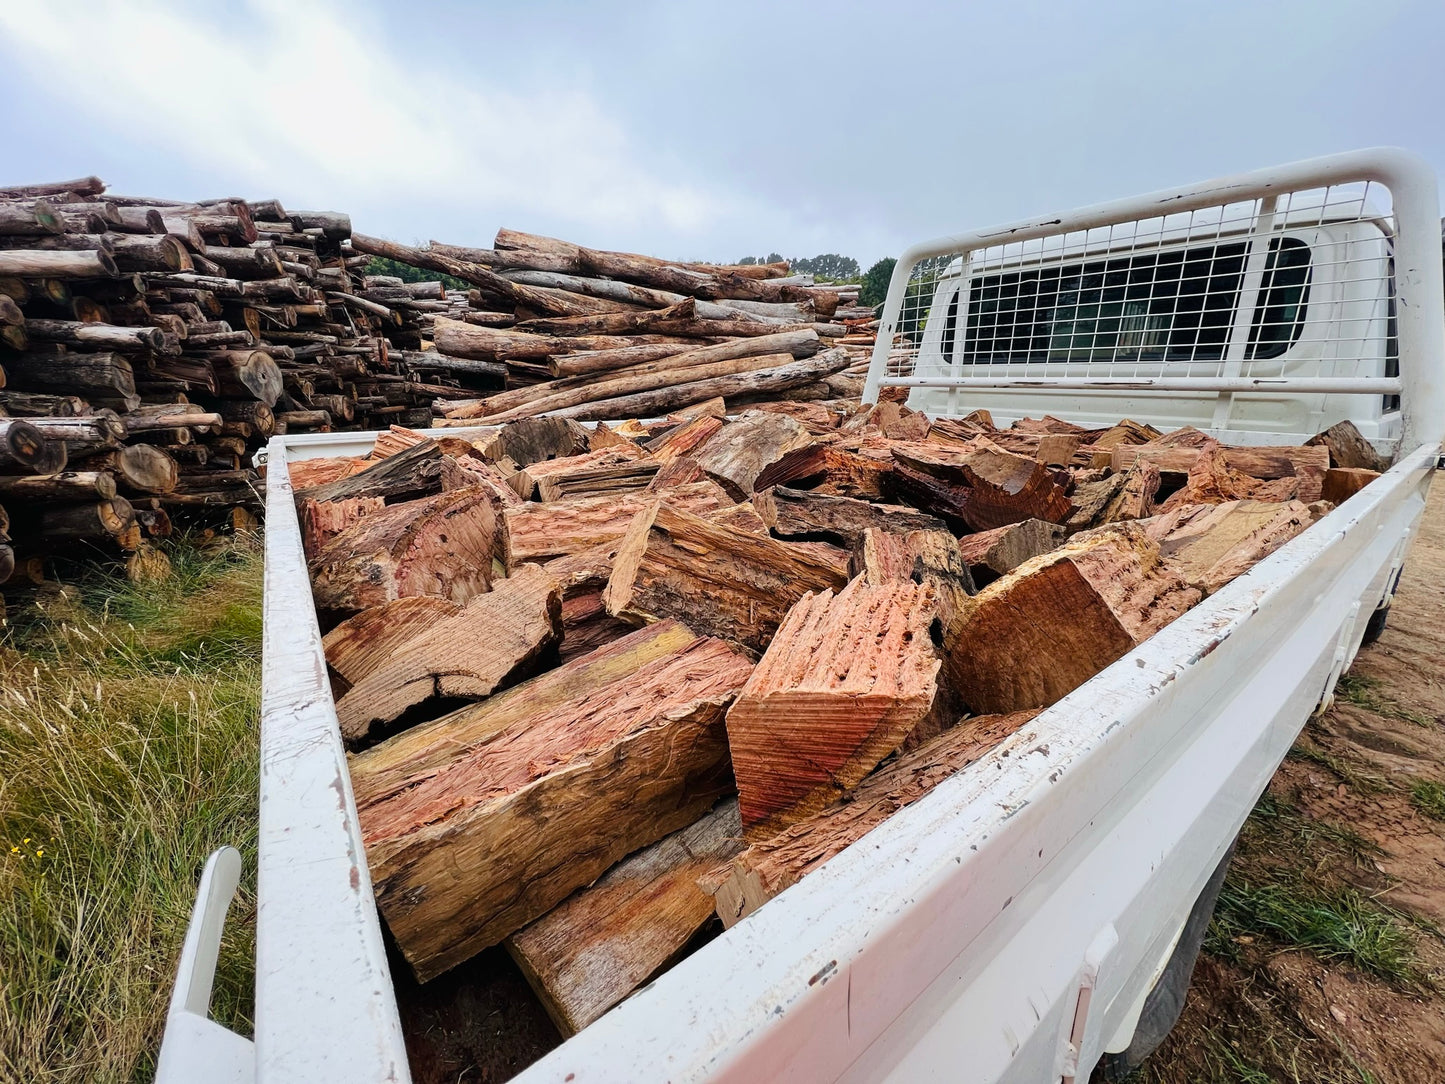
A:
736 252 861 282
365 254 468 292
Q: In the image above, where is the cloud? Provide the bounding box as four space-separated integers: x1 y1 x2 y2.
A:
0 0 732 238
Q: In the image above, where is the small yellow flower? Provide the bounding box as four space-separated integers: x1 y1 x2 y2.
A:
22 838 29 844
35 850 43 858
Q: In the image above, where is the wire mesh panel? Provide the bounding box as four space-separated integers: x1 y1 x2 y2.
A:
863 162 1430 444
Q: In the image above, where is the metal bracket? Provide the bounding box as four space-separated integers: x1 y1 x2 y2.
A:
154 847 255 1084
1058 924 1119 1083
1314 601 1362 716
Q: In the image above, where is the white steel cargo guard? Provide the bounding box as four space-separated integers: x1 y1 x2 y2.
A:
158 148 1444 1083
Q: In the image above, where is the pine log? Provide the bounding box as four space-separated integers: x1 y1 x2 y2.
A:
0 470 115 501
333 564 563 742
38 497 135 541
1307 420 1391 473
1321 467 1381 504
0 249 117 278
690 411 815 500
1143 499 1317 594
5 353 136 397
352 620 751 980
506 800 744 1035
753 486 946 552
22 318 166 352
725 578 941 837
604 502 849 651
210 349 283 405
503 482 731 566
889 439 1072 531
704 711 1038 927
296 438 444 504
309 487 498 615
0 419 66 474
953 519 1066 586
949 523 1201 714
110 234 192 272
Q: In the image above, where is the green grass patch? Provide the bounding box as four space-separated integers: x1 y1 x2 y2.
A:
1334 674 1436 728
1208 879 1418 985
0 539 263 1084
1287 742 1386 793
1409 779 1445 822
1248 792 1385 863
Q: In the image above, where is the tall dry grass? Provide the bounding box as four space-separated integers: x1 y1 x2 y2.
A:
0 539 262 1083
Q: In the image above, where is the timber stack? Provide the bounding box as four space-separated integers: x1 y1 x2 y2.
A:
289 399 1383 1039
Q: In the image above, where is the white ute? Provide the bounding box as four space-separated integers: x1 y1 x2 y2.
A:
158 148 1445 1083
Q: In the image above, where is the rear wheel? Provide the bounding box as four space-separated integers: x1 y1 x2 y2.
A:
1091 841 1237 1082
1361 602 1390 645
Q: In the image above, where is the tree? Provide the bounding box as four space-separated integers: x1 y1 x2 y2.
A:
364 254 467 291
859 257 896 309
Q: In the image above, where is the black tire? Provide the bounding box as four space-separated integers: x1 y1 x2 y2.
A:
1361 602 1390 645
1090 840 1238 1082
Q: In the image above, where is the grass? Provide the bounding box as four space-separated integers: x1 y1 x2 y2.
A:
1334 674 1436 729
1409 779 1445 821
1208 879 1419 986
1286 742 1387 794
0 537 263 1084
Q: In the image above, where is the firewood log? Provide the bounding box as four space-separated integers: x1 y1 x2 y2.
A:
503 482 731 566
0 419 66 474
0 248 118 278
37 496 135 542
753 485 946 552
350 619 752 980
309 486 498 615
1307 420 1390 473
704 711 1038 927
322 595 462 697
604 502 848 651
296 438 444 504
208 348 283 405
689 410 815 499
952 519 1066 586
506 799 743 1035
0 471 115 501
753 443 892 501
725 578 942 838
332 564 563 742
1320 467 1381 504
1143 499 1317 594
298 495 384 560
888 439 1072 531
950 523 1201 714
109 234 192 272
476 416 589 467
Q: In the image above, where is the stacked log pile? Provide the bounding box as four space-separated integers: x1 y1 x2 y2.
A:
344 228 870 425
289 404 1385 1035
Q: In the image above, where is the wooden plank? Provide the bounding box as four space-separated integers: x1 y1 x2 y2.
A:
724 578 941 838
506 800 743 1035
353 626 753 981
603 502 849 652
332 564 563 743
704 711 1038 927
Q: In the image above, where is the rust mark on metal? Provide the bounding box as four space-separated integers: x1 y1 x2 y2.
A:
809 960 837 986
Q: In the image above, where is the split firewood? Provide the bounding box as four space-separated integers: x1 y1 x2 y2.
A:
704 710 1038 927
1306 419 1391 473
476 415 590 467
691 411 815 499
604 502 849 651
644 414 726 462
351 620 753 980
889 439 1072 531
1096 459 1161 523
953 519 1067 586
1144 499 1317 594
309 487 498 615
513 445 658 501
296 438 444 505
950 523 1201 714
753 442 892 500
506 799 743 1035
503 482 731 566
1063 473 1127 532
298 495 384 561
753 485 946 551
725 578 942 838
1111 440 1328 483
285 455 369 490
332 563 563 743
1321 467 1381 505
323 596 462 697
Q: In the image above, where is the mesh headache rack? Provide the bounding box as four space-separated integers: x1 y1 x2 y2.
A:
862 148 1445 456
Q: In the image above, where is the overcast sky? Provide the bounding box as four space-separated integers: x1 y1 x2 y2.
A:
1 0 1442 268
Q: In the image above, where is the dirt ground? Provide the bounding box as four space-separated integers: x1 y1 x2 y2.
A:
1137 478 1445 1083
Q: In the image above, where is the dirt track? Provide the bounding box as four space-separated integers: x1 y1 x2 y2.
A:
1141 477 1445 1083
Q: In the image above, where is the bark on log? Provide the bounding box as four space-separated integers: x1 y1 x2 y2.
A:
754 486 946 552
309 486 498 615
506 799 743 1035
297 438 444 504
432 316 695 364
950 523 1201 714
21 319 165 352
110 234 192 272
0 249 117 278
333 564 563 742
604 502 848 651
888 439 1072 531
351 619 752 980
725 578 941 838
0 200 63 236
953 519 1066 586
209 349 283 405
0 470 115 501
0 419 66 474
704 711 1038 927
690 411 815 499
38 496 135 541
1307 420 1391 473
1143 499 1317 594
